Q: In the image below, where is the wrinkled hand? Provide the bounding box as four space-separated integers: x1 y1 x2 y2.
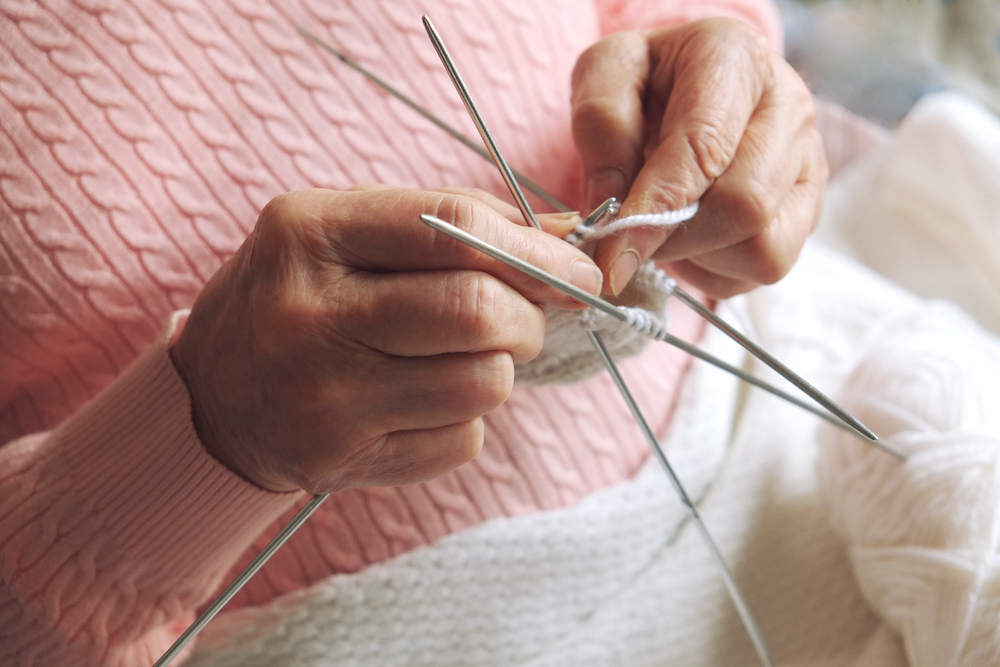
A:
170 188 601 494
572 17 828 298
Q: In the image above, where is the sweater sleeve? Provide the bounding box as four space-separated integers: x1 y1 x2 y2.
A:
594 0 784 52
0 313 302 667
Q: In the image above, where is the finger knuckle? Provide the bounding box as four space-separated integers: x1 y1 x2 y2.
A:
743 234 793 285
255 191 296 242
464 352 515 411
438 352 513 420
443 273 507 346
736 181 778 237
712 177 776 241
683 17 771 62
430 192 485 235
571 42 602 90
571 31 642 92
454 421 486 465
572 96 629 138
442 420 487 468
684 122 735 181
811 130 831 184
737 21 773 60
703 17 771 57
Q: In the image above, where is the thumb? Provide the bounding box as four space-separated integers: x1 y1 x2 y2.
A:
571 31 650 212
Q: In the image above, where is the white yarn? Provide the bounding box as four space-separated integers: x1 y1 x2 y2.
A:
569 202 699 245
817 302 1000 667
514 207 691 386
514 262 676 385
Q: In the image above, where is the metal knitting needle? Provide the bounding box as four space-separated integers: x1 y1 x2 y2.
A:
152 493 330 667
420 213 905 457
576 202 878 444
671 286 877 441
422 17 776 667
583 196 620 227
421 16 542 230
588 331 773 666
303 24 881 447
297 27 569 213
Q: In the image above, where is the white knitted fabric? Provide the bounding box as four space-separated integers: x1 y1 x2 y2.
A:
514 261 675 386
515 207 695 386
179 94 1000 666
180 236 1000 667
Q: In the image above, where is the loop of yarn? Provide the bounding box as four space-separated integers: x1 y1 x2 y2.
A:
515 206 693 386
569 203 699 246
619 306 671 340
583 270 678 343
514 262 676 386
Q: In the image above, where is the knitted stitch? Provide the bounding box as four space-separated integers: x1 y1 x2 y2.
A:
516 261 680 386
516 206 696 386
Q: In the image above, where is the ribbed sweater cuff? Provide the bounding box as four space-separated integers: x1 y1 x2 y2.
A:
3 313 301 602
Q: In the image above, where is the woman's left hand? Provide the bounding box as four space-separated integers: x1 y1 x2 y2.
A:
571 17 828 298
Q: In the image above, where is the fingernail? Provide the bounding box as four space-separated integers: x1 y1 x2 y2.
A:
587 168 627 210
609 249 640 295
569 259 603 295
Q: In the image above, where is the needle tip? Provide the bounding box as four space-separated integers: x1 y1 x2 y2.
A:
855 421 879 443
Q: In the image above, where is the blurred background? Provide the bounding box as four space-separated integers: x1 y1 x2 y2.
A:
778 0 1000 126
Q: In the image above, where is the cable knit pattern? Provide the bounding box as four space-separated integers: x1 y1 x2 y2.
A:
0 1 781 665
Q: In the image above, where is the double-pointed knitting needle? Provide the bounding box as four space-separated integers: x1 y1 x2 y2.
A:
588 331 774 666
419 212 906 460
301 25 882 448
296 27 569 213
421 16 775 667
152 494 330 667
422 12 872 446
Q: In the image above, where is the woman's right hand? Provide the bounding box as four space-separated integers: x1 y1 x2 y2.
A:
169 188 602 494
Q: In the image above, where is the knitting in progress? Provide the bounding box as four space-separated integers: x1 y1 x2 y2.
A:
0 3 748 664
515 203 696 386
181 238 1000 667
5 0 1000 665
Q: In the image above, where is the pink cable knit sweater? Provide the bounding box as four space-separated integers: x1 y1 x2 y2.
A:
0 1 781 665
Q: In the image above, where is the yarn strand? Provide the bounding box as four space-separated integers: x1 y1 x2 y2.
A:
569 203 700 245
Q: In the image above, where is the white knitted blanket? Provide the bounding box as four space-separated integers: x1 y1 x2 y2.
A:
184 92 1000 667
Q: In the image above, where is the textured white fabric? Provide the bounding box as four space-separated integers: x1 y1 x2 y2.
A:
185 241 931 667
515 207 696 386
514 261 675 386
816 92 1000 335
184 92 1000 667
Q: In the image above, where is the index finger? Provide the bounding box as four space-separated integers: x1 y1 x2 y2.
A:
260 188 604 309
595 19 772 294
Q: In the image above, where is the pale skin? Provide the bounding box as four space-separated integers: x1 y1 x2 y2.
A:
170 18 827 495
577 18 827 297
